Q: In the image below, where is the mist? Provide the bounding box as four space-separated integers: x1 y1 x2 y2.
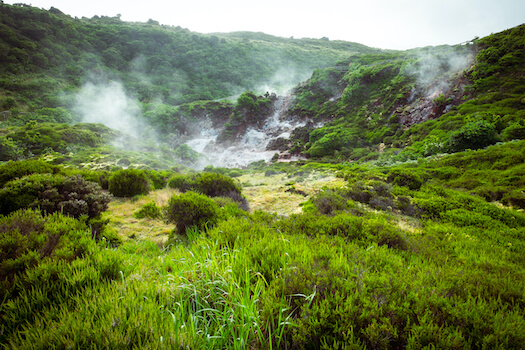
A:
255 65 312 95
408 47 475 96
73 79 143 138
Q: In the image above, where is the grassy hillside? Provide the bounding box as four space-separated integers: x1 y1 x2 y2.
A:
283 24 525 162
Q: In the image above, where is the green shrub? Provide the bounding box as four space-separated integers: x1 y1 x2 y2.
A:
310 189 348 215
502 189 525 209
108 169 150 197
502 120 525 141
167 173 196 192
0 159 60 187
168 172 248 210
387 168 424 190
193 172 241 198
0 174 111 219
145 170 170 190
133 202 162 219
164 191 220 235
0 209 95 286
445 121 500 152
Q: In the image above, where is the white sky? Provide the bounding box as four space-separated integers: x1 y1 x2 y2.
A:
5 0 525 50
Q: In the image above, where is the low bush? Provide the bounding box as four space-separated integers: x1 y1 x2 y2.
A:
145 170 170 190
108 169 150 197
167 173 196 192
164 191 220 235
133 202 162 219
0 174 111 219
168 172 248 209
0 159 60 187
445 120 500 152
0 209 96 287
387 168 425 190
310 189 348 215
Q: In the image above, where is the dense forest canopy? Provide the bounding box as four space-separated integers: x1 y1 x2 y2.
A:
1 3 525 349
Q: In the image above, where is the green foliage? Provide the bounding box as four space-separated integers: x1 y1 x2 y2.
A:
167 173 196 192
108 169 150 197
2 7 525 348
309 189 349 215
502 120 525 141
0 3 370 109
445 120 500 152
387 167 425 190
164 191 220 235
133 201 162 219
168 172 248 210
0 159 59 186
0 209 96 288
0 174 111 219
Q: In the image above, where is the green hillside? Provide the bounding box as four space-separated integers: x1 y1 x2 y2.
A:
1 3 525 349
0 3 377 109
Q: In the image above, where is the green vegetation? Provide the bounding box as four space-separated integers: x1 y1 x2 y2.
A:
2 138 524 347
164 191 221 235
0 3 524 348
108 168 151 197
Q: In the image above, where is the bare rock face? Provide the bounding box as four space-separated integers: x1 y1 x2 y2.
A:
398 73 471 127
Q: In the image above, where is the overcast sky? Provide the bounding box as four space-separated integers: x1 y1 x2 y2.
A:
5 0 524 49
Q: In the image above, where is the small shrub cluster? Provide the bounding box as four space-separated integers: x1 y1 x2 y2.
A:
168 172 248 210
387 167 425 190
0 159 60 187
108 169 150 197
164 191 220 235
445 120 500 152
0 174 111 219
133 201 162 219
309 189 349 215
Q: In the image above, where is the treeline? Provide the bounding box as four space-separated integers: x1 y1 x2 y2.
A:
0 2 377 109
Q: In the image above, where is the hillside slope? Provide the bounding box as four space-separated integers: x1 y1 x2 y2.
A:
277 24 525 162
0 3 379 109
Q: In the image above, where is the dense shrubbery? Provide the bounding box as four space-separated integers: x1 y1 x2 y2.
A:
0 209 95 287
0 174 111 219
108 169 150 197
0 159 60 187
168 172 248 210
164 191 220 235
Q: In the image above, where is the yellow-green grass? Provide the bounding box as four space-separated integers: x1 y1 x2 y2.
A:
240 171 346 215
103 188 178 243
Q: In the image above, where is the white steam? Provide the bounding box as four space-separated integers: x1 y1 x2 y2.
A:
408 47 474 94
256 65 311 95
73 80 143 138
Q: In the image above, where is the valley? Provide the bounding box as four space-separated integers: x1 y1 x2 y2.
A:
1 3 524 348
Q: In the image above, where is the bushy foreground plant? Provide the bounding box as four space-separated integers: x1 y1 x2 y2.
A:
168 172 249 210
0 159 60 187
108 168 150 197
0 210 124 345
0 209 96 290
0 174 111 219
133 201 162 219
164 191 220 235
